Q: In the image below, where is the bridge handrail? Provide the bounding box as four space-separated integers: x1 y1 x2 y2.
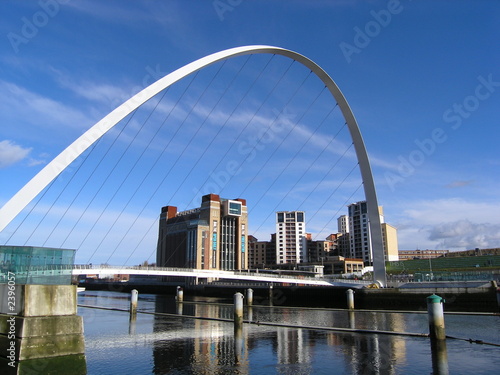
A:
72 264 197 272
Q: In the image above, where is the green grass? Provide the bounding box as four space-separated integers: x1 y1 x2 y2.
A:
386 255 500 274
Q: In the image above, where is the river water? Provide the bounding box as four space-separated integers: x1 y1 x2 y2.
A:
78 290 499 374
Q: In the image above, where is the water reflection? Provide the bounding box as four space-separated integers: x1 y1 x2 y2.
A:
348 310 355 329
431 339 449 375
152 298 249 374
128 313 137 335
149 297 414 374
79 292 500 374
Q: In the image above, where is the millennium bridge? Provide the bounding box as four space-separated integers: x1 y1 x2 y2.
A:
71 264 371 288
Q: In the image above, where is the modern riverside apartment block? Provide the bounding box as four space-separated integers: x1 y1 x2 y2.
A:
248 234 276 268
341 201 399 265
156 194 248 270
275 211 307 264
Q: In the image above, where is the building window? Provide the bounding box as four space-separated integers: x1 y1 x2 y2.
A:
229 201 242 215
212 233 217 268
201 231 207 269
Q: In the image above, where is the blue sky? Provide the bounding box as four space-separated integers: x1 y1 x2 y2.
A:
0 0 499 265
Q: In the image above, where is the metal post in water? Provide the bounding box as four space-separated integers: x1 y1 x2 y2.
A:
427 294 446 340
130 289 138 316
346 289 355 310
176 286 184 303
234 292 244 329
268 284 273 305
246 288 253 306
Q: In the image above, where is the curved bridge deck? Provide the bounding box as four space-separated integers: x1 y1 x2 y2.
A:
72 265 370 288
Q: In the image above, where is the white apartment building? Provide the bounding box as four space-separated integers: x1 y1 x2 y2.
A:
340 201 398 265
275 211 307 264
347 201 373 264
337 215 349 234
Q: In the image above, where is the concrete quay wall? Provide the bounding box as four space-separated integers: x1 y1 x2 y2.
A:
0 284 86 372
356 286 498 312
0 284 77 316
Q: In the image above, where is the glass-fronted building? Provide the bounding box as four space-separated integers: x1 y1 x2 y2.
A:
0 245 75 285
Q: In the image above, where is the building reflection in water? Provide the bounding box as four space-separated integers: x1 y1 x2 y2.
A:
152 297 250 374
337 311 408 375
149 296 415 374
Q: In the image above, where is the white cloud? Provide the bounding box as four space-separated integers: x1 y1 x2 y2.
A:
27 158 46 167
0 81 94 132
394 198 500 250
65 1 198 53
428 220 500 250
0 140 31 168
51 68 132 107
403 198 500 225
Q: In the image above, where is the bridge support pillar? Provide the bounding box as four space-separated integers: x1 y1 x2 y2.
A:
0 284 86 373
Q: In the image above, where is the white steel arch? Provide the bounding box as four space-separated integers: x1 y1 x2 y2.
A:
0 45 387 286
